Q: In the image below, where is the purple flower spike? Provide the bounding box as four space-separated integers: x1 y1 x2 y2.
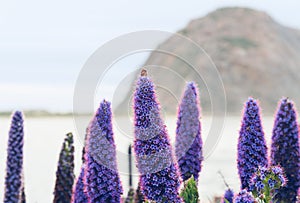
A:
234 190 255 203
71 166 88 203
4 111 25 203
133 70 182 203
84 100 123 203
53 133 75 203
271 98 300 202
175 82 203 182
237 98 268 190
222 189 234 203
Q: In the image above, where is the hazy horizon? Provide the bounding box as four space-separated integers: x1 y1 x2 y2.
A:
1 1 300 112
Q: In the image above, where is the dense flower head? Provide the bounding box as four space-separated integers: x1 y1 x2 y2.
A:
271 98 300 202
53 133 75 203
175 82 203 182
133 71 182 203
222 189 234 203
249 166 286 200
4 111 25 203
71 166 88 203
84 100 123 203
234 190 255 203
237 98 268 190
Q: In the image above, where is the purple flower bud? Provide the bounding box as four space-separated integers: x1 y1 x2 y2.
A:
222 189 234 203
271 98 300 202
84 100 123 203
268 179 275 189
133 71 182 203
53 133 75 203
4 111 25 203
237 98 268 190
175 82 203 182
234 190 255 203
271 166 283 175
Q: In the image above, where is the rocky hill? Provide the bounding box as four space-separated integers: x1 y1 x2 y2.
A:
116 7 300 115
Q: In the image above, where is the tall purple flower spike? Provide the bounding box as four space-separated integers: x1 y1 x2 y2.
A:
72 166 88 203
271 98 300 202
84 100 123 203
237 98 268 190
53 133 75 203
133 70 182 203
175 82 203 182
4 111 25 203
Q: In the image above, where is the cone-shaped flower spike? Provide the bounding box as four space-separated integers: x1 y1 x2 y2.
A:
133 70 182 203
175 82 203 182
84 100 123 203
271 98 300 202
237 98 268 190
53 133 75 203
71 166 88 203
4 111 25 203
222 189 234 203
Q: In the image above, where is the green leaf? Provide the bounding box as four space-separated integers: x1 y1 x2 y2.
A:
180 176 200 203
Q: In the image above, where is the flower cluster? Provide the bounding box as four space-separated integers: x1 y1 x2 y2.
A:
175 82 203 182
234 190 255 203
271 98 300 202
237 98 268 190
249 166 286 201
53 133 75 203
133 71 182 203
84 100 123 203
222 189 234 203
4 111 25 203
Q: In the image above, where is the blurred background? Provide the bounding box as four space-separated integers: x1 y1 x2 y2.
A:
1 1 300 202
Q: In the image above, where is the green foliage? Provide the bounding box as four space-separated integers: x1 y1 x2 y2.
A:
125 187 135 203
180 176 199 203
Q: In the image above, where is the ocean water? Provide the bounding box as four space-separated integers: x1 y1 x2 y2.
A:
0 115 275 203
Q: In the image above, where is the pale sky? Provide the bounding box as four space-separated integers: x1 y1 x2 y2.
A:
1 0 300 112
